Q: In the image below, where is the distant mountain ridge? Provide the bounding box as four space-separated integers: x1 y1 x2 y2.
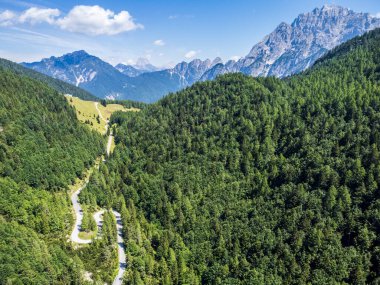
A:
22 50 128 99
115 58 163 77
22 51 223 102
202 5 380 80
0 57 97 100
21 5 380 102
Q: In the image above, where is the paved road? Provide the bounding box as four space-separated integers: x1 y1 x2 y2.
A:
70 177 126 283
69 115 126 283
70 180 92 244
112 210 127 285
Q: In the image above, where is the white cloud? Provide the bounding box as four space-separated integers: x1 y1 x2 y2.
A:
19 7 60 24
153 39 165 46
184 50 198 59
0 10 17 26
56 5 143 35
0 5 143 36
375 12 380 18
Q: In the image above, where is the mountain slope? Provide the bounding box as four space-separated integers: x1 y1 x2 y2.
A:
0 68 104 189
115 63 145 77
22 50 129 99
0 57 97 101
120 58 223 102
23 52 222 102
84 28 380 284
20 5 380 104
204 5 380 80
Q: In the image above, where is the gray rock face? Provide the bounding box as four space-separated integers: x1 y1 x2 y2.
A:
204 5 380 80
167 57 222 87
22 50 128 99
115 64 144 77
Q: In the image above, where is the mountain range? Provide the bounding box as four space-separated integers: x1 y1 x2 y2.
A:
22 5 380 102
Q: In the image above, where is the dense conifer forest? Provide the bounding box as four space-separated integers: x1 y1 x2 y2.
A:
0 68 105 283
2 26 380 285
0 70 104 189
80 29 380 284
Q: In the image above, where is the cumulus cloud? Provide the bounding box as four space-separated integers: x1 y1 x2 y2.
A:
184 50 198 59
153 39 165 46
19 7 60 24
375 12 380 18
0 5 143 36
56 5 143 36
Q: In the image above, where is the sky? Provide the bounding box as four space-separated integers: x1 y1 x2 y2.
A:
0 0 380 67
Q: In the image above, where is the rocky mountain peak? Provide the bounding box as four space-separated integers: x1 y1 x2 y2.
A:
211 57 223 66
21 5 380 103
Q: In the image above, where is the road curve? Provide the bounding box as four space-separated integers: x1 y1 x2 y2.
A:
70 180 91 244
70 117 126 282
70 166 126 282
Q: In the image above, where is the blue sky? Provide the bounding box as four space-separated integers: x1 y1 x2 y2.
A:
0 0 380 66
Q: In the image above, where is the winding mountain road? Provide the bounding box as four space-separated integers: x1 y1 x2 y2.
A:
70 128 126 283
70 180 91 244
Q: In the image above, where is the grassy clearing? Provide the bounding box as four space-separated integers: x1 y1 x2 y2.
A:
96 103 139 122
65 95 138 134
65 95 106 133
78 231 96 240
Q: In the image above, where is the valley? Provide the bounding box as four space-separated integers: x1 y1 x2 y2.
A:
1 2 380 285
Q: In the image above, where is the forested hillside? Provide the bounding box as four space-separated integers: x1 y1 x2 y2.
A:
0 58 98 101
83 29 380 284
0 68 104 283
0 70 104 189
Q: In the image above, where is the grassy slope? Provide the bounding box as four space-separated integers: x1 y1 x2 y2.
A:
65 95 138 134
97 103 139 122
